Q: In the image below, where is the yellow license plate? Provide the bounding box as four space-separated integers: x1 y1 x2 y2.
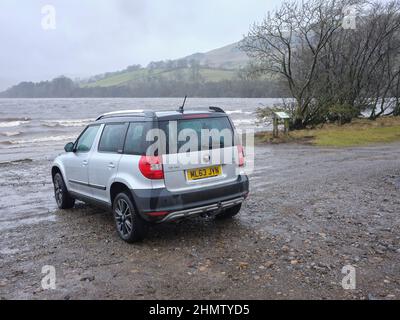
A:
186 166 222 181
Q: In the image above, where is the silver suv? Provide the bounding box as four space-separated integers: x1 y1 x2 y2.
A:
51 108 249 242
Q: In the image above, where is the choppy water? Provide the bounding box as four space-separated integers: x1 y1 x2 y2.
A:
0 98 281 163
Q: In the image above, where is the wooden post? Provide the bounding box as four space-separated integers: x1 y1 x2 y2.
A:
273 116 278 138
284 119 289 135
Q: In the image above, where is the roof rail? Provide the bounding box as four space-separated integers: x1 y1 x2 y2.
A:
209 106 225 113
96 110 155 121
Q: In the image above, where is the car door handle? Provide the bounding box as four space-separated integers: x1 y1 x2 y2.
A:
82 160 89 166
108 163 115 169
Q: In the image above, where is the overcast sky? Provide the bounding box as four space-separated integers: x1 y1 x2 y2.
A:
0 0 283 90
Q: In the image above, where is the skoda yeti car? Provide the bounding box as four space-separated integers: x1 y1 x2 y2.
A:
51 108 249 242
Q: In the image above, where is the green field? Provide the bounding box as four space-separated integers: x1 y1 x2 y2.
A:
81 67 238 88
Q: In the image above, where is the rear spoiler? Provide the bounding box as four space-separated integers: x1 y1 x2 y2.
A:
209 106 225 113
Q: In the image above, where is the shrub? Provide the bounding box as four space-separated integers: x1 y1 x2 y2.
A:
326 104 359 125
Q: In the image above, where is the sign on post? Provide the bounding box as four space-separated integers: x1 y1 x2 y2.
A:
272 111 290 137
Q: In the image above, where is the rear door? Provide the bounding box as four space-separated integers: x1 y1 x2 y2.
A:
88 123 128 204
161 116 239 193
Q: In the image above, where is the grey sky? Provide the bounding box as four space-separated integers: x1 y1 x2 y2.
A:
0 0 283 90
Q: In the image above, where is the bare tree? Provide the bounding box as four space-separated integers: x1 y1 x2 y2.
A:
241 0 400 128
241 0 354 128
318 0 400 120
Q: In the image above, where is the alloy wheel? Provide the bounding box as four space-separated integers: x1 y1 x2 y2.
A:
54 179 63 206
115 198 133 237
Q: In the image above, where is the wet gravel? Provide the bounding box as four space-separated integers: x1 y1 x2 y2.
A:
0 143 399 300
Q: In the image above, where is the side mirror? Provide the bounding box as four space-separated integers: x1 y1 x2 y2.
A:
64 142 75 153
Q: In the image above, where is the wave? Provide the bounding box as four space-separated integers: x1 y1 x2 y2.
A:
0 120 30 128
233 119 255 125
41 118 93 128
226 110 253 115
0 117 31 122
0 131 22 137
9 135 76 145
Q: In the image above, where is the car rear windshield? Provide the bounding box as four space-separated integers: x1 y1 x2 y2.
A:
158 116 235 154
123 117 235 156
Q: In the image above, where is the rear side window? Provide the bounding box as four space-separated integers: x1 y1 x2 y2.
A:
98 123 127 153
124 122 153 155
75 125 100 152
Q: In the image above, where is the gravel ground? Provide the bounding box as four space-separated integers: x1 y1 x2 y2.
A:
0 143 399 300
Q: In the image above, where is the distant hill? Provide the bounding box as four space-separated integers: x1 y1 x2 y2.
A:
81 67 238 88
0 41 290 98
182 42 249 69
80 41 248 88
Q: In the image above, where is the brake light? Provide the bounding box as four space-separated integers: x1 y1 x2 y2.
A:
139 155 164 180
183 114 210 119
238 145 245 167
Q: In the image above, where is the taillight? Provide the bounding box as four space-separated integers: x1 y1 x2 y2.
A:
139 155 164 180
237 145 245 167
183 114 210 119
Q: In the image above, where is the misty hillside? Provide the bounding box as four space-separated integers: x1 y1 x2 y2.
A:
0 40 290 98
182 42 249 69
81 67 238 88
81 41 249 88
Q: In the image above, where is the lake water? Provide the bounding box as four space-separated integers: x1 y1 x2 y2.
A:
0 98 281 163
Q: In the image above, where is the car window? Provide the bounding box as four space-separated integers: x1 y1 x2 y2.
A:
98 123 127 153
75 125 100 153
124 122 153 155
159 117 234 153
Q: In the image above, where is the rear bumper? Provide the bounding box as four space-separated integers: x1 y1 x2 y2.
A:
159 196 245 223
131 175 249 222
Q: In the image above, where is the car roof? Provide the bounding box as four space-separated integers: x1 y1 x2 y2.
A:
95 107 227 123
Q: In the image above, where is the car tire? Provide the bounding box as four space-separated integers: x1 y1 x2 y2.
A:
53 172 75 209
215 204 242 220
113 192 148 243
